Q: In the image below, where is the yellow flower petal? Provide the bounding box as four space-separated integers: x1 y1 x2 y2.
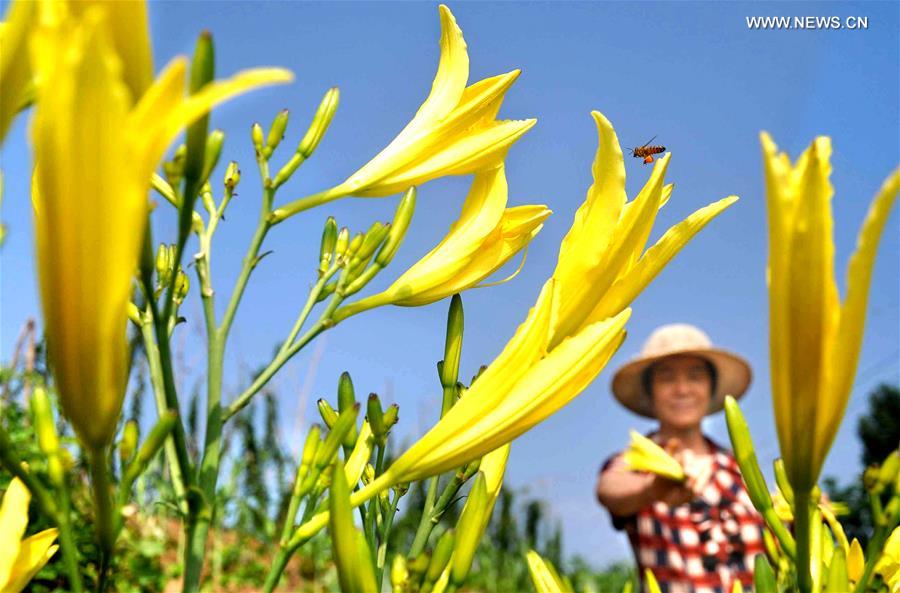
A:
0 478 30 585
356 118 536 197
5 529 59 593
0 0 36 142
848 537 865 583
585 195 738 324
622 430 686 482
820 168 899 465
68 0 153 99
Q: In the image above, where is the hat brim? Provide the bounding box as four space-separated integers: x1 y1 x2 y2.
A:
611 347 752 419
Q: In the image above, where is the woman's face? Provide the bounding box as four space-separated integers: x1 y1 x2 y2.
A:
650 355 713 431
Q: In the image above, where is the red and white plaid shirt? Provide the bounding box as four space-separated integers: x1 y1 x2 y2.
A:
603 436 767 593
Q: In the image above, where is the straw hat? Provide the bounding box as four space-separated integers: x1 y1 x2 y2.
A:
611 323 752 418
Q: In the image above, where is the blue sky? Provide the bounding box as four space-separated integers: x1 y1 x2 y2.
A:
1 1 897 566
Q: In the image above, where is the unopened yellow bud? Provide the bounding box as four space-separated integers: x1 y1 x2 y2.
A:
319 217 338 275
298 87 339 158
425 529 455 587
334 227 350 260
251 122 265 154
119 420 139 466
264 109 289 158
451 472 488 586
224 161 241 190
848 538 864 582
174 270 190 305
201 130 225 183
317 399 339 429
391 554 409 593
441 294 464 389
376 187 416 267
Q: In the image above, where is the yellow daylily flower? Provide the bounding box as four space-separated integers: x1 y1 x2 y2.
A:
1 0 153 143
0 0 35 142
288 112 736 545
526 549 572 593
762 132 899 491
622 430 686 482
335 165 550 319
548 111 738 348
271 5 534 221
31 8 292 448
876 527 900 593
0 478 59 592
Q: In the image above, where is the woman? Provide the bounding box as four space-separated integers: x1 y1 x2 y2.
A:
596 324 766 593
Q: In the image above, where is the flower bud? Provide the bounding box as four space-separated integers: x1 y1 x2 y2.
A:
224 161 241 190
164 144 187 186
350 222 389 272
156 243 175 288
827 542 849 592
753 554 776 592
330 461 377 593
451 472 487 586
292 424 322 497
174 270 190 305
200 181 216 215
337 372 358 448
317 398 339 429
251 122 265 155
382 404 399 430
375 187 416 267
201 129 225 183
298 87 339 158
391 554 409 593
441 294 464 389
724 396 771 513
876 450 900 494
119 420 139 467
319 217 338 275
185 32 215 184
367 393 386 442
335 227 350 261
425 529 455 588
347 232 364 259
263 109 289 159
848 538 864 583
31 386 64 486
123 411 178 484
315 403 359 470
272 89 340 187
773 458 794 506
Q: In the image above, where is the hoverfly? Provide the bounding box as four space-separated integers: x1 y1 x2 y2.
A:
627 135 666 165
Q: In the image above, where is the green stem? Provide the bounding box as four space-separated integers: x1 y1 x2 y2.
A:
376 489 401 592
225 286 346 422
410 476 441 558
263 549 291 593
55 498 85 593
140 319 188 515
795 489 813 593
88 448 114 589
269 185 346 225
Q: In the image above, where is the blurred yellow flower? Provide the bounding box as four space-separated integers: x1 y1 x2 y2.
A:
762 132 899 491
526 549 572 593
622 430 686 482
1 0 153 143
0 478 59 593
335 165 550 318
271 4 534 221
877 527 900 593
31 7 291 448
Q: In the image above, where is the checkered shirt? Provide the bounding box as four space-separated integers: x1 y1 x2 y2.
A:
603 436 767 593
